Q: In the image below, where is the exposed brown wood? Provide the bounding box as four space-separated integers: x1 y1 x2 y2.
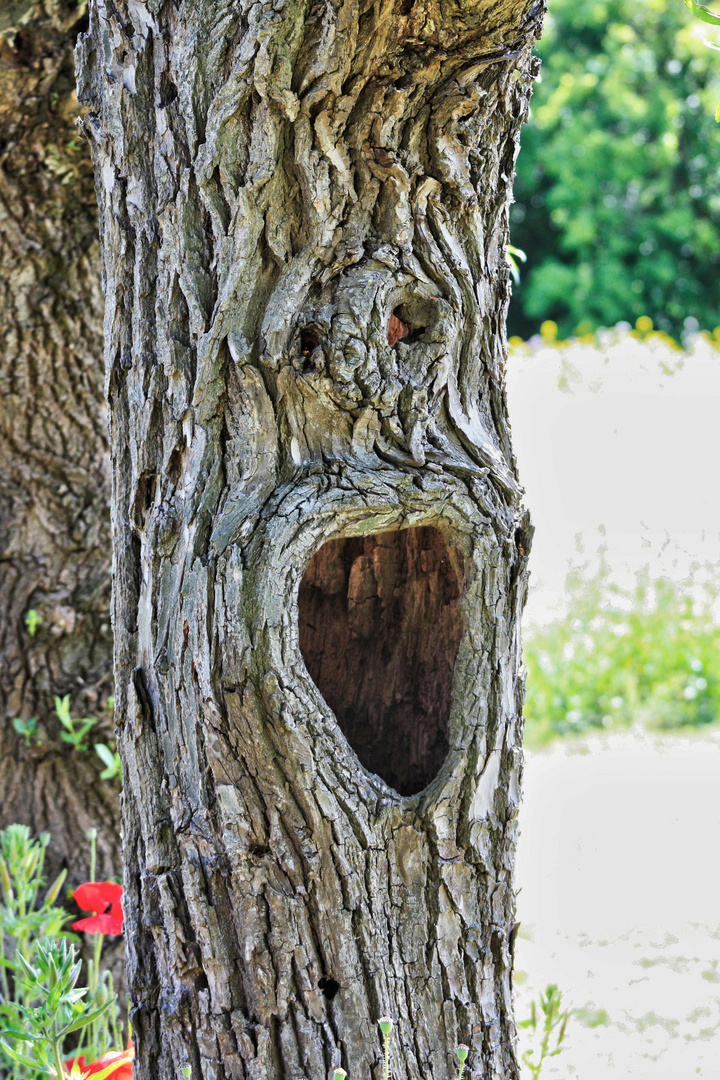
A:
299 526 464 796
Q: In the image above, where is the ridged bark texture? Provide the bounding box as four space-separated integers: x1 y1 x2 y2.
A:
0 0 119 886
77 1 542 1078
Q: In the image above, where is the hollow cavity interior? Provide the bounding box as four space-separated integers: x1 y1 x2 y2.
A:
298 526 465 796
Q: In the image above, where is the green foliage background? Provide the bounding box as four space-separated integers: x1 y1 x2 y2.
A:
508 0 720 339
523 558 720 747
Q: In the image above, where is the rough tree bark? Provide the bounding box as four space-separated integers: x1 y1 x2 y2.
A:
77 0 542 1077
0 1 120 885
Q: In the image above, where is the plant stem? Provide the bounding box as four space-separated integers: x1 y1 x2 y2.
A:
51 1019 66 1080
383 1031 389 1080
108 972 121 1051
91 933 103 1058
0 925 9 1003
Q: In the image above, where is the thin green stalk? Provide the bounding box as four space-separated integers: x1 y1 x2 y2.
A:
378 1018 393 1080
456 1045 469 1080
0 926 9 1004
52 1018 66 1080
92 934 103 1057
108 973 121 1052
18 888 28 963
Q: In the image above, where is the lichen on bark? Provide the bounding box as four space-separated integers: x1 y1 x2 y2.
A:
77 1 543 1077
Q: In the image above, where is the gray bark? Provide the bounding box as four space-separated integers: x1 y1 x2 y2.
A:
77 1 542 1078
0 0 120 886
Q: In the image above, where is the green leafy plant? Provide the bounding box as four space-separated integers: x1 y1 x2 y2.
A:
0 826 70 1077
24 610 42 638
509 0 720 339
94 745 122 783
0 825 125 1079
507 244 527 284
519 984 573 1078
55 695 97 752
0 938 112 1080
12 717 40 748
684 0 720 25
684 0 720 119
524 556 720 746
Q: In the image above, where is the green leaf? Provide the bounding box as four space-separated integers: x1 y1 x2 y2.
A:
55 696 73 732
0 1044 43 1071
94 744 116 769
685 0 720 25
62 999 114 1035
24 609 42 637
1 1027 41 1042
43 868 67 907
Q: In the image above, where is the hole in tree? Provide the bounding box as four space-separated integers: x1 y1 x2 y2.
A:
14 29 33 65
318 976 340 1000
300 327 321 356
298 327 322 373
298 526 465 796
388 306 426 346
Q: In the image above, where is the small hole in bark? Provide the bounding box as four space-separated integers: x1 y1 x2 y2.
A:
167 443 185 483
248 842 270 858
389 306 425 346
318 976 340 1000
132 470 157 530
14 29 33 64
298 526 465 796
388 311 411 346
159 72 178 108
298 327 322 372
300 328 321 356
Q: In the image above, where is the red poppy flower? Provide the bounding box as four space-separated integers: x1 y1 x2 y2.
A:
72 881 124 936
65 1041 134 1080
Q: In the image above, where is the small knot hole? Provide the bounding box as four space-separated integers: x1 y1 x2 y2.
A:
388 311 412 346
318 976 340 1000
300 328 321 356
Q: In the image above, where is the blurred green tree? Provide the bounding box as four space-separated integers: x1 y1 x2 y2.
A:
508 0 720 339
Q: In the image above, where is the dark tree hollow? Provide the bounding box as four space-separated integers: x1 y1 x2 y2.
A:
298 526 465 796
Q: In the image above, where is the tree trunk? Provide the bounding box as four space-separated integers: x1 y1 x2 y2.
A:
0 1 119 886
77 1 542 1077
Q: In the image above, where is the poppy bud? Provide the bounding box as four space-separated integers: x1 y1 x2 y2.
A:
44 868 67 907
0 856 12 901
378 1017 393 1037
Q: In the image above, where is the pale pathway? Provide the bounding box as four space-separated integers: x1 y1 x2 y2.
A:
515 730 720 1079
